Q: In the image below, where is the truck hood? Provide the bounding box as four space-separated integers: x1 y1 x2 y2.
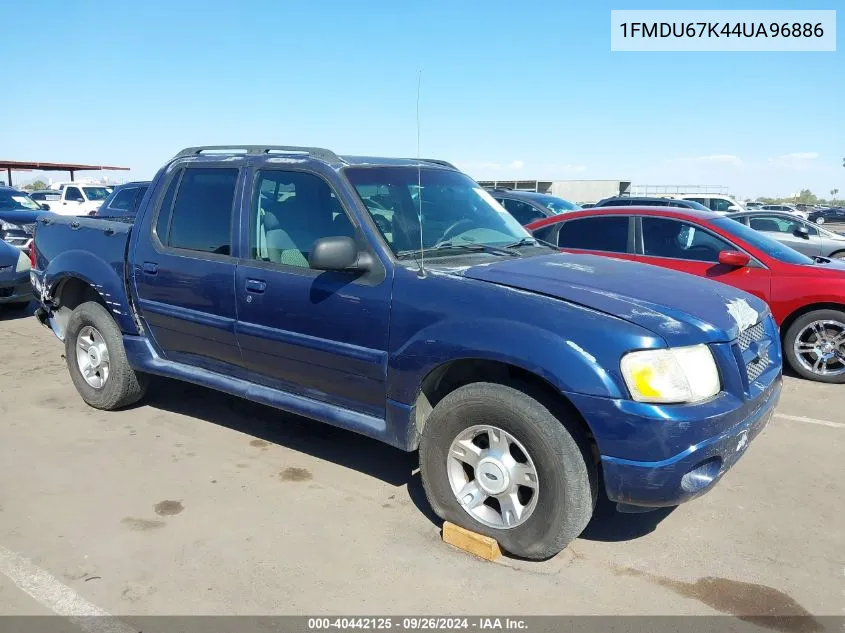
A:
457 253 768 345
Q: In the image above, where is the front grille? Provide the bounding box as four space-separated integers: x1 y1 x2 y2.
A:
738 321 771 383
23 223 36 235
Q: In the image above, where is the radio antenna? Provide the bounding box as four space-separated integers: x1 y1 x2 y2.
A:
416 69 426 279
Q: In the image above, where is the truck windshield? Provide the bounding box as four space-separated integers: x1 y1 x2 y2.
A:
533 195 581 214
0 190 41 210
83 187 111 201
344 166 530 257
713 217 815 265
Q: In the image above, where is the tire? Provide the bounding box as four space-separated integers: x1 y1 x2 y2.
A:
831 251 845 260
419 382 596 560
815 217 825 225
783 309 845 384
64 301 148 409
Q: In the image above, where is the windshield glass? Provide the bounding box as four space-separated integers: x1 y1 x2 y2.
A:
714 217 815 265
532 195 581 214
83 186 111 201
344 166 530 257
0 190 41 211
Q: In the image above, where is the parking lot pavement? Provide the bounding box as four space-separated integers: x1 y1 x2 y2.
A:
0 309 843 622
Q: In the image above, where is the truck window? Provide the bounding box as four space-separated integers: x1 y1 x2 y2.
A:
251 170 354 268
499 198 545 225
557 216 629 252
108 188 137 211
65 187 84 202
164 168 238 255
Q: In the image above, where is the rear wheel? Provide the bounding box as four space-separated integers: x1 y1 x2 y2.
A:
784 309 845 383
815 217 825 225
65 301 148 409
831 251 845 260
419 382 596 560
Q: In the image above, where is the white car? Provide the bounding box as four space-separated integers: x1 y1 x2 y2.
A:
759 204 809 219
659 194 745 214
42 183 112 215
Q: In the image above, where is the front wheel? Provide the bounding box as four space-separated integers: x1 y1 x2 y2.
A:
419 382 596 560
815 217 825 225
65 301 148 409
783 309 845 383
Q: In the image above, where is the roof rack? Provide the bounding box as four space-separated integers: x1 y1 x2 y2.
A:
173 145 343 164
419 158 458 170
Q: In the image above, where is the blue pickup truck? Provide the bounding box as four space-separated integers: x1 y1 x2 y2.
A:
31 146 782 559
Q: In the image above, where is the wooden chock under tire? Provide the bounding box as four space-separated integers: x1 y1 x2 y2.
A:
442 521 502 561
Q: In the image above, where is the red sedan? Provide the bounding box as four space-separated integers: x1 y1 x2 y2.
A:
526 207 845 383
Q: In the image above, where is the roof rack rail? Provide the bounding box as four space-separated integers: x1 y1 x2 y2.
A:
173 145 343 164
420 158 458 170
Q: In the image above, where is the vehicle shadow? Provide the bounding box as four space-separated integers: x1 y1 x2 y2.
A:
140 378 672 541
0 299 35 321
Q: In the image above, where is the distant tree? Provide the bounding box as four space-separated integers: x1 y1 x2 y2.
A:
23 179 47 191
758 197 778 204
795 189 817 204
832 189 840 205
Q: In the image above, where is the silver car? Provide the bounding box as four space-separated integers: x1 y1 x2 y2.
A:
728 211 845 259
0 238 32 309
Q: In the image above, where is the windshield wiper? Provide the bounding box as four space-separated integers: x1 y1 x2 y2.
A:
397 242 520 259
503 237 557 250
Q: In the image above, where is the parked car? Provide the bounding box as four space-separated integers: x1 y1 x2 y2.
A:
745 202 764 210
41 183 112 215
486 189 580 225
0 236 32 309
579 202 596 208
727 211 845 259
759 204 808 219
593 196 711 212
527 207 845 383
808 206 845 225
32 145 782 559
92 181 151 220
660 194 745 214
0 187 48 251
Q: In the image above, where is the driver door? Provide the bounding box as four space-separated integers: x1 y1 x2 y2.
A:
234 166 392 417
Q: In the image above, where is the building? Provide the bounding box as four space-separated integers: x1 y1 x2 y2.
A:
476 179 631 204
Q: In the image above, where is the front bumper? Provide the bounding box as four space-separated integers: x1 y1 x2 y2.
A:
571 374 781 507
0 270 33 304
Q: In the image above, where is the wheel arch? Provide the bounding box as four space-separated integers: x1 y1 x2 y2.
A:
780 302 845 341
412 358 598 464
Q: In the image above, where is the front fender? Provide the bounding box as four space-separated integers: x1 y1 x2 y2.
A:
45 249 137 335
387 314 654 405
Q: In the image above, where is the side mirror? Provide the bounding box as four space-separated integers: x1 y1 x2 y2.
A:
718 250 751 267
794 226 810 239
39 203 50 210
309 236 371 272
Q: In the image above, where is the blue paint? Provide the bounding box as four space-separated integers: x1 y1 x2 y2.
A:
32 149 784 508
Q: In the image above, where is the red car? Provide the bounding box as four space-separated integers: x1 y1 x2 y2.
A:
526 206 845 383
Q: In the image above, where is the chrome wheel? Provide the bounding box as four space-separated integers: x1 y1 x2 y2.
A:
76 325 110 389
816 217 825 224
447 425 539 530
793 320 845 377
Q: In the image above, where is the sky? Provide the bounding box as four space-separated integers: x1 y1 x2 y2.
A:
3 0 843 200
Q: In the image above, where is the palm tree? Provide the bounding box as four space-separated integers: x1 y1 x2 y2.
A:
831 189 839 205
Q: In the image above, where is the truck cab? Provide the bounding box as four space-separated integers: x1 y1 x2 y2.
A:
31 146 782 560
45 182 112 215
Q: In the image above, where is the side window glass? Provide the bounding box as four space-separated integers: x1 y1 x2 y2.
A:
501 199 544 225
557 216 629 252
167 168 238 254
154 171 183 243
132 186 149 212
642 217 732 262
251 170 354 268
749 215 804 234
710 198 733 212
65 187 84 202
109 188 137 211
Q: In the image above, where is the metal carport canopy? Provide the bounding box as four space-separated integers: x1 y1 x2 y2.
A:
0 160 130 187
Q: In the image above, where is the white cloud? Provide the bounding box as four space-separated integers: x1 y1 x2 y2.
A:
545 163 587 174
767 152 821 169
670 154 744 168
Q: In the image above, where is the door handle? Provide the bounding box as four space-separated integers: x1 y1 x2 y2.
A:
142 262 158 275
245 279 267 294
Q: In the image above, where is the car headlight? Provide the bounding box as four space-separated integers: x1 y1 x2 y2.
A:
16 249 31 273
620 344 720 404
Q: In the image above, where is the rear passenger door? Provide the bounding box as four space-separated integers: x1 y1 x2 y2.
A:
233 167 391 417
132 165 244 370
553 215 637 262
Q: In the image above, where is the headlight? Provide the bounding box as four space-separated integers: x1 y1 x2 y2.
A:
620 344 720 404
16 249 31 273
